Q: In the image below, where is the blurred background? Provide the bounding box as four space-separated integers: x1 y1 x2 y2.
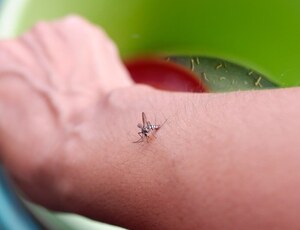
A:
1 0 300 229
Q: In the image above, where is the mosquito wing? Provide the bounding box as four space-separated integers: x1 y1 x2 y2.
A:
142 112 147 127
147 121 151 127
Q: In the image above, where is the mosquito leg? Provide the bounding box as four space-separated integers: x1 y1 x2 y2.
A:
146 134 150 143
138 132 144 142
133 132 144 143
159 118 168 129
133 138 142 143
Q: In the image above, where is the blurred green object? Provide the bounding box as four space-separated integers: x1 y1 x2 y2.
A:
1 0 300 87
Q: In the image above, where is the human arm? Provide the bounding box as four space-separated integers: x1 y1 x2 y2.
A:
0 16 300 230
66 85 300 230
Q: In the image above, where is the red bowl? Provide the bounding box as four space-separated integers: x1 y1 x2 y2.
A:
126 58 206 93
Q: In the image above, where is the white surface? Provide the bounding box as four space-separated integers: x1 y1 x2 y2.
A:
0 0 27 38
57 213 126 230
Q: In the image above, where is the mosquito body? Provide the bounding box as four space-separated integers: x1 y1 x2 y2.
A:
134 112 161 143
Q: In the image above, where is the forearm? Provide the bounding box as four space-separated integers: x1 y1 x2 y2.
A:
63 86 300 229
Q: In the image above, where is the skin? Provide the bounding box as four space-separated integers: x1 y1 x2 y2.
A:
0 16 300 230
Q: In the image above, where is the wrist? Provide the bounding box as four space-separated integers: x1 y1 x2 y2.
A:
63 85 195 228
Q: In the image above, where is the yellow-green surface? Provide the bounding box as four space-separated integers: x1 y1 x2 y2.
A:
2 0 300 87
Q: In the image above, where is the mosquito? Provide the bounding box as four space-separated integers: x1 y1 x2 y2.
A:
133 112 163 143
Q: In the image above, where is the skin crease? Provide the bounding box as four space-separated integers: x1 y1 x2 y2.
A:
0 16 300 230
